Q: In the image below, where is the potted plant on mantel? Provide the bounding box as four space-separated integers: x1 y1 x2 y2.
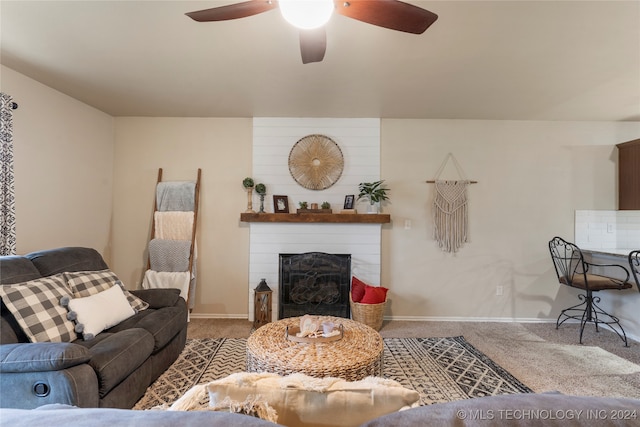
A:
296 201 333 214
243 177 255 213
357 180 390 214
255 183 266 213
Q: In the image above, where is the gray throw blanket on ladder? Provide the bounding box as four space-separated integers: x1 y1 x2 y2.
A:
156 181 195 211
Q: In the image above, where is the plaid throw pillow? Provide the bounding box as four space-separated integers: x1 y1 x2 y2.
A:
65 270 149 312
0 274 78 342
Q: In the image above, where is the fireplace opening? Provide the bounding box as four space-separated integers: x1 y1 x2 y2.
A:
279 252 351 319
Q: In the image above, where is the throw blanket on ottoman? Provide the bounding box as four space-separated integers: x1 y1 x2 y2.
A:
169 372 420 427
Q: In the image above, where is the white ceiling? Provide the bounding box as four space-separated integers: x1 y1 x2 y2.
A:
1 1 639 120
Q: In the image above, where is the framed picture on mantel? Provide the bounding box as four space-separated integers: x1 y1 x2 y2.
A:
273 195 289 213
344 195 355 210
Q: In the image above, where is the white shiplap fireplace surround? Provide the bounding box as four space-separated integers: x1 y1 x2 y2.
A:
247 118 383 322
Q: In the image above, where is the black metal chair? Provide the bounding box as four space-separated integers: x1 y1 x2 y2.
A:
629 250 640 292
548 236 633 346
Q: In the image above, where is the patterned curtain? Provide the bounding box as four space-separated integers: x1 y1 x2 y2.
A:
0 93 17 255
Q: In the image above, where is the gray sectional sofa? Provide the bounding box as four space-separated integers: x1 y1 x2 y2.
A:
0 247 188 409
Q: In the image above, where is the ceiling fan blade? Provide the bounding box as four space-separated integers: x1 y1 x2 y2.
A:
334 0 438 34
186 0 277 22
300 28 327 64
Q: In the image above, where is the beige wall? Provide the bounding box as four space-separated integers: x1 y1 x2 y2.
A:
111 118 252 317
381 120 640 334
1 66 114 259
5 66 640 337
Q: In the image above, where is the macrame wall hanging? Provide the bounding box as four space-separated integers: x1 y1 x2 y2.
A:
427 153 477 253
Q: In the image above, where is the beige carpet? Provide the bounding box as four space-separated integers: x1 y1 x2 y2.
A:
188 318 640 400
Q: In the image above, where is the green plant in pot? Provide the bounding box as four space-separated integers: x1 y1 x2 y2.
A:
357 180 389 213
299 201 308 210
321 201 331 210
255 183 266 213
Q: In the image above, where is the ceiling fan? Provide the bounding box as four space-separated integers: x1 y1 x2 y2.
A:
185 0 438 64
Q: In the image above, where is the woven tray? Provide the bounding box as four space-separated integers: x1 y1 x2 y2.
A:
247 316 383 381
285 324 344 343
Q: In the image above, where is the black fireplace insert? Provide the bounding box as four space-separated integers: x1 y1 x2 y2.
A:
279 252 351 319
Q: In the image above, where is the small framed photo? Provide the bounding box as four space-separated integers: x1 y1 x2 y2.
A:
344 195 355 210
273 195 289 213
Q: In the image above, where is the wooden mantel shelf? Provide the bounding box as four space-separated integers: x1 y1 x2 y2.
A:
240 213 391 224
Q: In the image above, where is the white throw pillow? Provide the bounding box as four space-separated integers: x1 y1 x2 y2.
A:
206 372 420 427
67 284 135 340
65 269 149 312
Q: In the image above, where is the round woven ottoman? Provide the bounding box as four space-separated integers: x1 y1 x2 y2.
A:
246 316 383 381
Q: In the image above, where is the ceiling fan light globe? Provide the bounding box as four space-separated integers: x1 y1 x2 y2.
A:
279 0 334 30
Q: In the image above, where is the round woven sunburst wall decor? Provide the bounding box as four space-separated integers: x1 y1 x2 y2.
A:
288 134 344 190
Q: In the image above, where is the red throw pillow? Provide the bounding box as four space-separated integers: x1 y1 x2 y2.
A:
351 276 367 302
360 285 388 304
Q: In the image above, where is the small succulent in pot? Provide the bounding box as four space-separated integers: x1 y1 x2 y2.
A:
321 201 331 209
299 201 308 209
242 177 255 188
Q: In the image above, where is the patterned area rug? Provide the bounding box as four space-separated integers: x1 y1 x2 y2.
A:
133 336 531 409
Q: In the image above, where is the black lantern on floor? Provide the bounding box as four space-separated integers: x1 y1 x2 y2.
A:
253 278 272 329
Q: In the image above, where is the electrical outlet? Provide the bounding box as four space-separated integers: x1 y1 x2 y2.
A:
404 219 412 230
607 223 614 233
496 286 504 296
